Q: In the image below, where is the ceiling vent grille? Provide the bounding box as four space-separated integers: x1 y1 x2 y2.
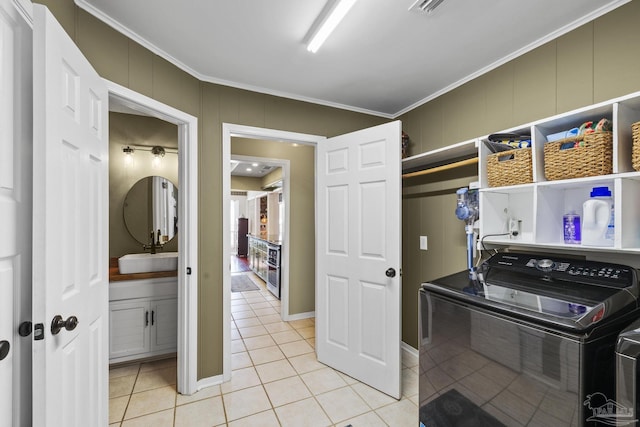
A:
408 0 445 14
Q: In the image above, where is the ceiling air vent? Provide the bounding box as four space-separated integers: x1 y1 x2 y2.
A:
408 0 445 14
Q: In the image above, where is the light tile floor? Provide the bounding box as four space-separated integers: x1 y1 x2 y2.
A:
109 272 419 426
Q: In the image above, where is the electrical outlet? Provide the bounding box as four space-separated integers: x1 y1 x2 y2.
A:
509 218 521 238
420 236 428 250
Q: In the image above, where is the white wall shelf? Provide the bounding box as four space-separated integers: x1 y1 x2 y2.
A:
474 91 640 256
402 139 477 172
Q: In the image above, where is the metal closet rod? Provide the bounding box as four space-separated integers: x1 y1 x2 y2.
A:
402 157 478 179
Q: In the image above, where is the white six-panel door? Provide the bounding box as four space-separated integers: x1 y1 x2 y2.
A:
316 121 402 399
0 1 32 425
32 5 109 426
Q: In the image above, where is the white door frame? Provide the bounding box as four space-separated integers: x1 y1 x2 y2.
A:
222 123 324 381
106 81 198 395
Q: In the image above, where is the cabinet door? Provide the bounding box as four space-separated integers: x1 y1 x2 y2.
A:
151 298 178 352
109 300 150 359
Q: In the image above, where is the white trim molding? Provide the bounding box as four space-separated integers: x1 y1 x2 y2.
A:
106 80 199 395
222 123 325 383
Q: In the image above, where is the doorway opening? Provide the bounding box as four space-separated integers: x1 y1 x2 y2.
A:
222 123 324 382
107 81 198 395
230 154 289 299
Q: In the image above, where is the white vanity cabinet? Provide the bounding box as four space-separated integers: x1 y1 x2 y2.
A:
109 277 177 363
475 91 640 254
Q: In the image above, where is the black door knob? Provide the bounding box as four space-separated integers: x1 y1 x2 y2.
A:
18 321 32 337
0 340 9 361
386 268 396 278
51 315 79 335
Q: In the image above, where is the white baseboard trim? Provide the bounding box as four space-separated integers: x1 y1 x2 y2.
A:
283 310 315 321
401 341 418 366
195 374 224 392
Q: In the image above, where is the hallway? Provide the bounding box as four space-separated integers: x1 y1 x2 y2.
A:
108 273 418 426
230 255 250 274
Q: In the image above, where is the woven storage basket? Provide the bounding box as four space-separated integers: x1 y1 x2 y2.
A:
544 131 612 181
487 147 533 187
632 122 640 171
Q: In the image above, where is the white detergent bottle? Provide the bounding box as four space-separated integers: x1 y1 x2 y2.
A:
582 186 614 247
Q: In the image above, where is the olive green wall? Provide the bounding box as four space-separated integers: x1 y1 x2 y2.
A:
38 0 640 374
230 176 262 191
35 0 385 379
109 112 179 258
399 1 640 348
232 138 315 314
262 167 283 188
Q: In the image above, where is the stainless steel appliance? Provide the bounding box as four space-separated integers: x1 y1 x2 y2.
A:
419 252 640 427
266 243 281 299
616 318 640 426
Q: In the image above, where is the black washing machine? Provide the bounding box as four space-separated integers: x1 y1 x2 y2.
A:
419 252 640 427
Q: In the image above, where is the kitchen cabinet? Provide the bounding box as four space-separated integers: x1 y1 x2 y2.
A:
109 299 149 359
248 236 268 282
109 277 177 363
259 195 267 238
247 191 281 238
109 297 177 362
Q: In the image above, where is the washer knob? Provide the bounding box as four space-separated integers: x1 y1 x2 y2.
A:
536 259 555 272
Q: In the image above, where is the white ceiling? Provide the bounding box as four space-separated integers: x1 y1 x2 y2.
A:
78 0 627 118
231 160 280 178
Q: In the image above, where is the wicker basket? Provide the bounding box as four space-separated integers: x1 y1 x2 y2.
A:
487 147 533 187
632 122 640 171
544 131 613 180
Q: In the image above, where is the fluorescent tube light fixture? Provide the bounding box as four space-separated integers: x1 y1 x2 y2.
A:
409 0 445 14
307 0 357 53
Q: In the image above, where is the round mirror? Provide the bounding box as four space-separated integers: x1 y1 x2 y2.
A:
123 176 178 245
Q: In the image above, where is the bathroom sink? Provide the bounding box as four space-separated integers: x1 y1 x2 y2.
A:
118 252 178 274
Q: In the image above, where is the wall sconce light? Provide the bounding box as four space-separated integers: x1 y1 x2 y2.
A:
123 145 135 167
121 144 177 169
151 146 165 168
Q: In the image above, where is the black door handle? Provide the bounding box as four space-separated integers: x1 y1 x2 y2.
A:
386 268 396 278
0 340 9 361
51 315 79 335
18 321 32 337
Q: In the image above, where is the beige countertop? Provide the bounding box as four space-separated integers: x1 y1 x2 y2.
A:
247 234 282 246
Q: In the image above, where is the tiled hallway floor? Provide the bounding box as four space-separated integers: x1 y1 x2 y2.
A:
109 272 418 426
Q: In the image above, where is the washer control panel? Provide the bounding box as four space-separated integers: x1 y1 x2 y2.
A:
484 252 635 288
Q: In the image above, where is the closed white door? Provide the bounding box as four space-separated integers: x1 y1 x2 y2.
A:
316 121 402 398
32 5 109 426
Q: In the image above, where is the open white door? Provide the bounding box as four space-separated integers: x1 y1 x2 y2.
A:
32 5 109 426
316 121 402 399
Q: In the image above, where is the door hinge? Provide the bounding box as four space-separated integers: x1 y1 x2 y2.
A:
33 323 45 341
186 267 191 275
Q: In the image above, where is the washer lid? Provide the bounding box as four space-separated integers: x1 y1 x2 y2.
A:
423 252 639 332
